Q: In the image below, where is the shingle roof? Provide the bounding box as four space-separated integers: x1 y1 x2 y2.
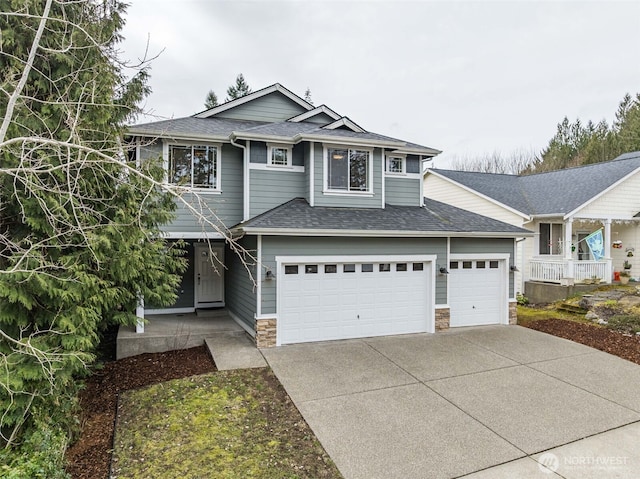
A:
430 152 640 216
129 117 268 139
237 198 530 236
129 116 439 154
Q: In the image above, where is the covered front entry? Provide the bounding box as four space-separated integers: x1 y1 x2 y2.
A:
449 255 508 327
194 243 225 308
277 255 435 345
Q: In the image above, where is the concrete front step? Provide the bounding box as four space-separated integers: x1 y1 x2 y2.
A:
116 312 246 359
205 333 267 370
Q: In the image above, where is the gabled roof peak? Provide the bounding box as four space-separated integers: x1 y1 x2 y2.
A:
194 83 314 119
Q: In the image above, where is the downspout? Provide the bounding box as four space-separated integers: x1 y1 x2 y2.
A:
230 136 249 221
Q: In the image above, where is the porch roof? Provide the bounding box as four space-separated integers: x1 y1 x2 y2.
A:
234 197 532 237
430 151 640 217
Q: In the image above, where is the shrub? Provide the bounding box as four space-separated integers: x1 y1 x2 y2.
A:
516 293 529 306
606 314 640 335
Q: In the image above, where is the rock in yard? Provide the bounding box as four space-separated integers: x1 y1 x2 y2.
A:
597 318 608 325
585 311 599 321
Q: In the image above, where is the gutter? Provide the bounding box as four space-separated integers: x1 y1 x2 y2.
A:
234 227 533 238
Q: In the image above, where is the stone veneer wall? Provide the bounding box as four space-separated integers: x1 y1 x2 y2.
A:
255 317 277 348
509 302 517 325
435 308 450 331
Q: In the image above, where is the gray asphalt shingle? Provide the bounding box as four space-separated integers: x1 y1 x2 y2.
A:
431 152 640 215
238 198 530 235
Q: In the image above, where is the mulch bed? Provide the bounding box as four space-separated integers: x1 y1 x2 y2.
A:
526 318 640 365
65 346 216 479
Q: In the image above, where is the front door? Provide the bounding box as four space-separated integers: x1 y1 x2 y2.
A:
195 243 224 307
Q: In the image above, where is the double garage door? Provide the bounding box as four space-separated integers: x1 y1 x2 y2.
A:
277 256 434 345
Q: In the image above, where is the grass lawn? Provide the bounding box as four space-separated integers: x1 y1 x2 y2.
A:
111 368 342 479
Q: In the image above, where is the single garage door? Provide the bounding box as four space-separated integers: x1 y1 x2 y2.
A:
449 258 506 327
278 257 433 345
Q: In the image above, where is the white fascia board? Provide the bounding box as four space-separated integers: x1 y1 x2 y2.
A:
287 105 341 122
392 147 442 156
563 166 640 219
230 131 297 144
161 231 225 239
239 227 533 238
194 83 313 119
295 133 405 148
322 117 366 133
424 170 531 221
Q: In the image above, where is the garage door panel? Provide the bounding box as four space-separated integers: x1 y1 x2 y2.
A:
450 259 505 327
279 259 432 344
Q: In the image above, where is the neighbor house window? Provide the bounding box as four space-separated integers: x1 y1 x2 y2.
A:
386 155 405 174
327 147 371 192
169 144 219 189
267 143 292 167
539 223 563 255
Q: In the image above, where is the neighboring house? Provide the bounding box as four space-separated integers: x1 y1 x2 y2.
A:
128 83 530 348
424 152 640 296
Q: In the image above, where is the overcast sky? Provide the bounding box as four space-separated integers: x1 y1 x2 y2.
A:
120 0 640 167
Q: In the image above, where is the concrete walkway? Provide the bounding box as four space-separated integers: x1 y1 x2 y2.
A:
205 333 266 370
262 325 640 479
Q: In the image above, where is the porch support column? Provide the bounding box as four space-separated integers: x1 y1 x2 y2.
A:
603 218 612 282
136 295 145 333
564 218 574 279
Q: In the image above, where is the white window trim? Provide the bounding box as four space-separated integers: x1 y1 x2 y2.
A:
539 222 564 256
386 154 406 175
267 142 293 168
164 140 222 193
323 144 374 195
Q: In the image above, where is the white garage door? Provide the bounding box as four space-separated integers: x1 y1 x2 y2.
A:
449 259 506 327
278 257 433 345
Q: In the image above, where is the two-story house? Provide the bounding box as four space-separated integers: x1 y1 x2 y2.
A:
128 84 530 348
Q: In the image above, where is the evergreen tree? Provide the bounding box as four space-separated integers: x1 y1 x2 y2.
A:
204 89 218 109
0 0 185 473
225 73 252 101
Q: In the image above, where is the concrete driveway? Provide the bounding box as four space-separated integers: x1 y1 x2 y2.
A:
262 325 640 479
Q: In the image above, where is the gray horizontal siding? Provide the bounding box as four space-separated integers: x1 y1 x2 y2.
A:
250 141 304 167
225 236 257 331
260 236 448 315
385 176 420 206
249 169 306 217
314 144 383 208
250 141 267 164
406 155 421 174
305 113 336 124
450 238 516 297
162 144 244 233
216 92 307 122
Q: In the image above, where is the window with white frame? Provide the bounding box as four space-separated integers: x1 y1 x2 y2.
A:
539 223 563 255
386 155 405 174
267 143 292 167
327 147 370 192
169 144 219 189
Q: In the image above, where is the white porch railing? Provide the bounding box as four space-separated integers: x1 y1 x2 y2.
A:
530 259 611 284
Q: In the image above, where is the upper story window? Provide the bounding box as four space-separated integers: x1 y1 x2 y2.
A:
326 147 371 193
539 223 563 255
386 155 405 174
267 143 293 167
169 144 220 189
